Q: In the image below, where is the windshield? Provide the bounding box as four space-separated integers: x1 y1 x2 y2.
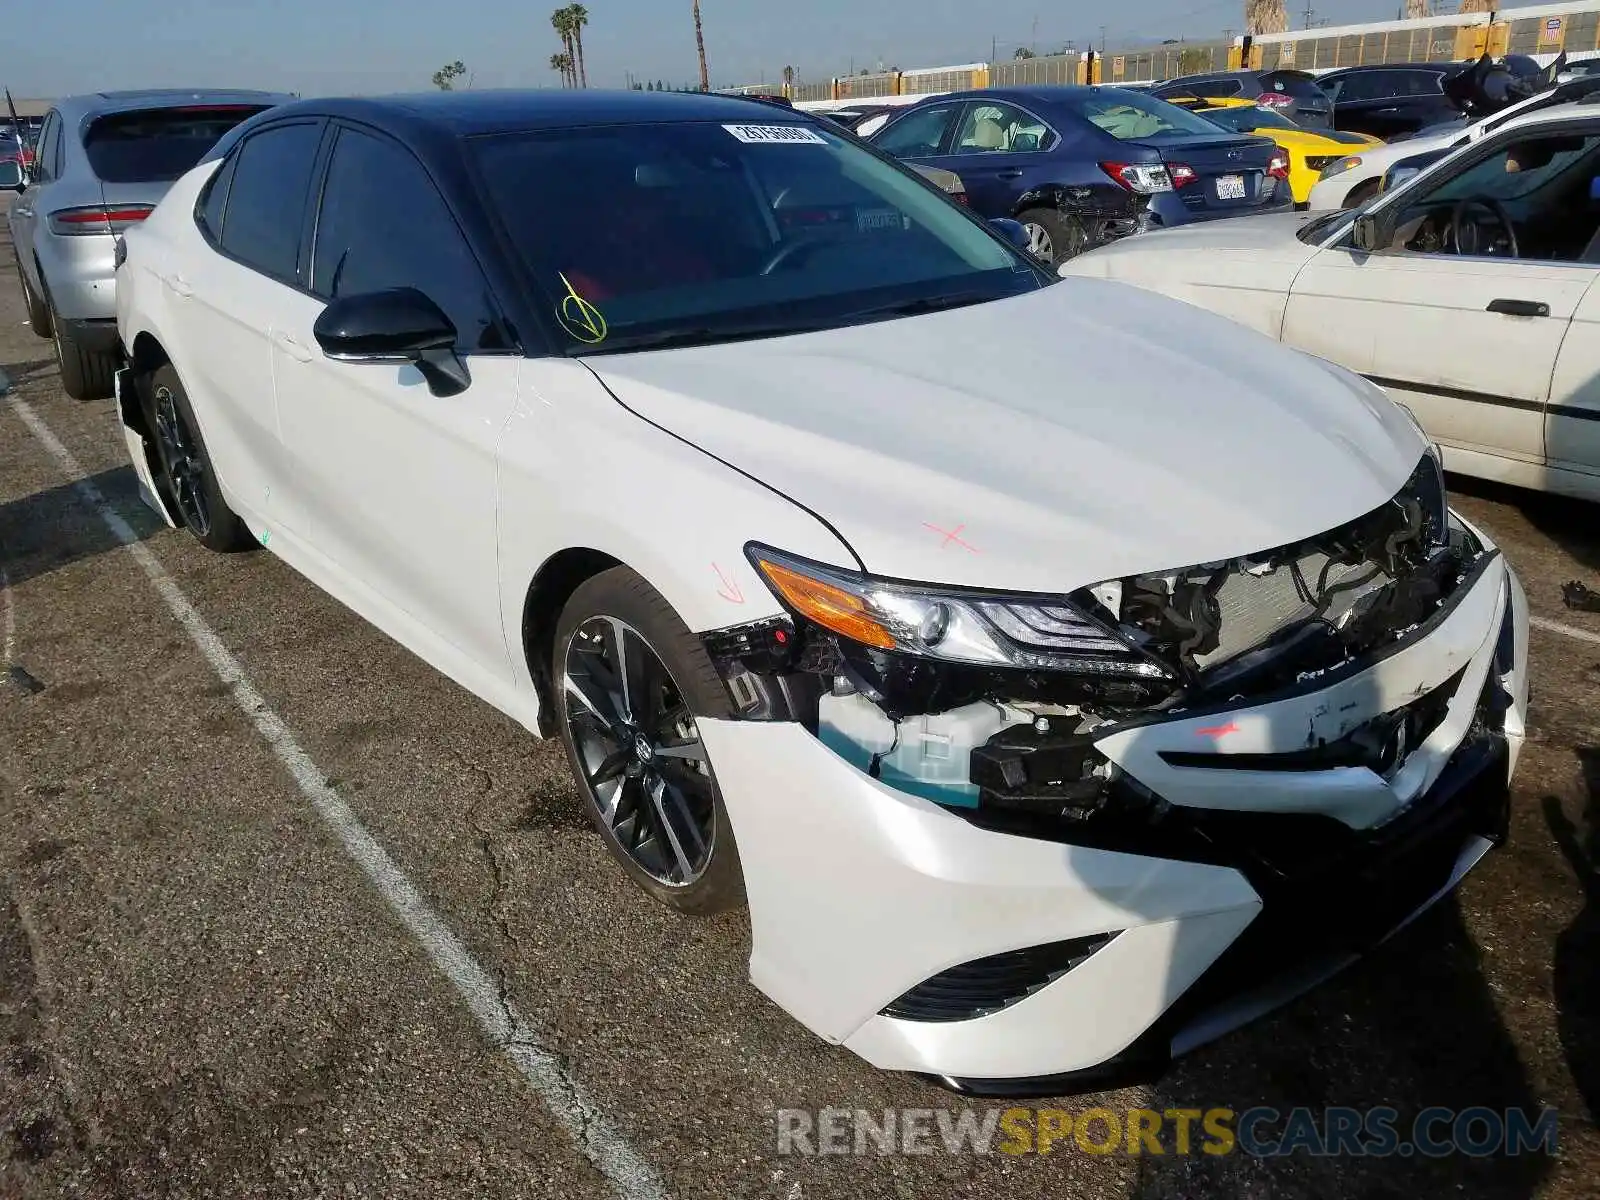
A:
471 121 1043 354
84 106 270 183
1200 105 1299 132
1062 91 1226 140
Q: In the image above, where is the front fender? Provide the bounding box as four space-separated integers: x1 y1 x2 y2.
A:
496 358 859 695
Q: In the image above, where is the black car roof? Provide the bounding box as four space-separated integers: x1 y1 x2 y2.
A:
251 89 813 137
1318 62 1445 76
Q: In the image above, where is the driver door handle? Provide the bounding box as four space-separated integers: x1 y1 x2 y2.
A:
996 168 1024 179
271 330 314 362
1487 298 1549 318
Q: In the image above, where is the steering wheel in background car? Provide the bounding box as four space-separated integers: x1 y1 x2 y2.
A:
759 239 822 276
1450 195 1519 258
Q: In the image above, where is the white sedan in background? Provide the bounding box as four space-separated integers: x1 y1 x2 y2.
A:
115 90 1527 1094
1307 74 1600 210
1065 101 1600 503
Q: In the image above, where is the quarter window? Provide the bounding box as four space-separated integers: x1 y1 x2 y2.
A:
311 127 503 352
219 122 323 280
196 154 239 244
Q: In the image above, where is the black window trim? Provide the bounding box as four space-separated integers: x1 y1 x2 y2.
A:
305 117 522 356
200 116 331 291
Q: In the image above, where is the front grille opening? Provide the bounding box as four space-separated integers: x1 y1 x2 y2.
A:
1159 665 1466 775
880 933 1116 1023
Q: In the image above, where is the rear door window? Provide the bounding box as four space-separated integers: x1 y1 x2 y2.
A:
218 121 324 281
1189 79 1244 98
1262 72 1326 102
33 112 59 182
953 103 1054 153
83 105 270 184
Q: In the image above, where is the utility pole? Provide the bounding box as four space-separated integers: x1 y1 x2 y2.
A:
692 0 710 92
1302 2 1315 30
1100 25 1107 56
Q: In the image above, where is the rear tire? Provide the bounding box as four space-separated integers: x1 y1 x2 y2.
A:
1017 208 1088 265
553 566 745 915
50 301 117 400
15 252 51 338
146 364 253 552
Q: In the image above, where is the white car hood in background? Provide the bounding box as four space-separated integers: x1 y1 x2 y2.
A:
1065 211 1322 279
586 279 1425 595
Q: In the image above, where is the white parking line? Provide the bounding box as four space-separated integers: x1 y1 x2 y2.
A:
7 396 668 1200
1530 614 1600 646
2 566 15 668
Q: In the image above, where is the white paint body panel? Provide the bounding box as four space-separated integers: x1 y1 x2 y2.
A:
588 278 1424 596
1060 191 1600 500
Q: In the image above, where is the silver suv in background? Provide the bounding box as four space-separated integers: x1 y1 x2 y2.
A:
7 90 293 398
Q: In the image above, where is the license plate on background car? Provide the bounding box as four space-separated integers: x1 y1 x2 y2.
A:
1216 174 1246 200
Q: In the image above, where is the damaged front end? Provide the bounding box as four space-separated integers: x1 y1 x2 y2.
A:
706 451 1486 834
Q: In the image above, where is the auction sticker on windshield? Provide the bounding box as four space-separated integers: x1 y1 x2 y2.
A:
724 124 829 145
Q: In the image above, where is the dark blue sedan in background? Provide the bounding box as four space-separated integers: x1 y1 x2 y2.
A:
868 86 1291 263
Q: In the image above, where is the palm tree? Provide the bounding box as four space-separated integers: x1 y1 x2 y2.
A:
692 0 710 91
568 4 590 88
550 51 574 87
551 9 576 85
1245 0 1288 34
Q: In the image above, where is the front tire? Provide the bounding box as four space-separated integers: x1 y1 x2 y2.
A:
15 252 51 338
1342 179 1381 210
553 567 745 915
146 364 252 552
1017 207 1088 265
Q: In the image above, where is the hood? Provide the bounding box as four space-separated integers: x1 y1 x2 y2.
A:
1077 209 1321 259
1266 128 1379 152
585 281 1424 595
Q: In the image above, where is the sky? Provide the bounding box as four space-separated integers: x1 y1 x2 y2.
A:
10 0 1414 99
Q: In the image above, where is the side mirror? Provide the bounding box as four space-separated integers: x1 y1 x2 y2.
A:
313 287 469 397
990 217 1031 251
1352 210 1393 253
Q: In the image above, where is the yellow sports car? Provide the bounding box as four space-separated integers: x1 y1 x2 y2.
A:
1165 96 1382 207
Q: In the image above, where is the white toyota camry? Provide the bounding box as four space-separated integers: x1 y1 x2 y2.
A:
114 90 1529 1094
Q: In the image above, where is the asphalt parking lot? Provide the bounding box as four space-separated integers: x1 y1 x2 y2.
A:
2 229 1599 1199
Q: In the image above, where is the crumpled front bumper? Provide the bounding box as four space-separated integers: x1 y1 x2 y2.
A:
703 520 1526 1090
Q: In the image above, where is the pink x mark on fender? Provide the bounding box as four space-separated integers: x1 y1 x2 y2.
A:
922 522 980 553
1196 720 1242 739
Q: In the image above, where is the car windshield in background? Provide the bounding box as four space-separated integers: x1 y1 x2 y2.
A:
84 105 272 183
1201 105 1298 132
471 120 1042 354
1063 91 1227 140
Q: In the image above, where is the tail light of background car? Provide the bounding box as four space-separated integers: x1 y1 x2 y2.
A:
1256 92 1294 109
48 204 156 236
1267 151 1291 182
1166 162 1199 189
1100 161 1174 194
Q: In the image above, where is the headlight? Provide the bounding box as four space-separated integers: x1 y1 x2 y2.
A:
747 545 1172 679
1318 155 1362 181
